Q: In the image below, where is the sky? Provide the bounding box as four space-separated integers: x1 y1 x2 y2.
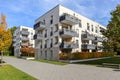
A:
0 0 120 28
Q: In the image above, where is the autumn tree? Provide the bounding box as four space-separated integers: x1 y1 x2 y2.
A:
0 14 12 63
20 46 35 57
102 5 120 54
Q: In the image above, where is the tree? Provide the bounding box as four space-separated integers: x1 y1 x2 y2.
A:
102 5 120 54
0 14 12 64
9 26 17 55
20 46 35 57
10 26 17 35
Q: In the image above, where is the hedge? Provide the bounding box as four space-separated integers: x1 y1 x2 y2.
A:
59 52 116 60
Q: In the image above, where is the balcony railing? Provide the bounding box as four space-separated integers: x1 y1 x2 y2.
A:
37 34 43 40
21 43 28 46
82 34 95 40
34 34 43 40
34 21 45 30
96 37 103 42
82 44 95 50
59 29 79 38
60 41 78 49
60 13 80 25
21 37 29 41
21 31 29 35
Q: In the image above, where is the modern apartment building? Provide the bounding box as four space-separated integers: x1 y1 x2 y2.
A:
34 5 106 60
13 26 35 57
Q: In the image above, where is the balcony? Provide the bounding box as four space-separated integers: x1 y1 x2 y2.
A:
60 41 78 49
34 21 45 30
34 34 43 40
21 37 29 41
59 29 79 38
96 37 103 42
97 45 103 50
60 13 80 25
21 43 28 46
82 34 95 40
37 34 44 40
82 44 95 50
21 31 29 35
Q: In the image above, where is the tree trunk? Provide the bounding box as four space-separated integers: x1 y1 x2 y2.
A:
1 51 3 66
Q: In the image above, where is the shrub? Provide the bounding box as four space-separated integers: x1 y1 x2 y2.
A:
70 52 80 60
59 52 116 60
70 52 116 60
59 53 69 60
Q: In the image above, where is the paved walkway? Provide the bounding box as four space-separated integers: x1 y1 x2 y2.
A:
3 56 120 80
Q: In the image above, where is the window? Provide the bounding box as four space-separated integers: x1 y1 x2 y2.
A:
54 36 58 44
79 20 82 27
50 50 53 59
45 51 47 59
40 51 42 56
45 30 47 37
55 24 58 32
91 25 94 32
43 20 45 24
95 27 98 33
76 29 79 36
50 27 53 36
45 40 47 48
50 39 53 47
50 15 53 24
76 40 79 47
87 23 90 30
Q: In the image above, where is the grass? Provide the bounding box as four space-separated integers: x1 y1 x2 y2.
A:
33 59 68 65
77 57 120 66
0 65 37 80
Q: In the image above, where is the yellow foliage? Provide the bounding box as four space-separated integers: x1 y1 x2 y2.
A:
0 14 12 52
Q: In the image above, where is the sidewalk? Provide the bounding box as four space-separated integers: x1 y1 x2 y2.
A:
3 56 120 80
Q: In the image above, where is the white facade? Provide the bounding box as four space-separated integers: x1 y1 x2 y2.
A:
13 26 35 57
34 5 106 60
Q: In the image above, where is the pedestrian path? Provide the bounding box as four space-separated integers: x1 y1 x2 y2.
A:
3 56 120 80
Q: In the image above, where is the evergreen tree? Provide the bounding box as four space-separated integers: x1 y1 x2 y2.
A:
103 5 120 54
9 26 17 55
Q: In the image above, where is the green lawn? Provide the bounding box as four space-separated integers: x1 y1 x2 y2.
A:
77 57 120 65
0 65 37 80
33 59 68 65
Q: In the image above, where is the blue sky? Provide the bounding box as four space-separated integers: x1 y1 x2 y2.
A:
0 0 120 28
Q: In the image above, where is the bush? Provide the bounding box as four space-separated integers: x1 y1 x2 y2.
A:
0 59 5 63
59 53 69 60
59 52 117 60
4 50 11 56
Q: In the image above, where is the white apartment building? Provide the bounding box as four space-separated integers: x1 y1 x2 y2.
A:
34 5 106 61
13 26 35 57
